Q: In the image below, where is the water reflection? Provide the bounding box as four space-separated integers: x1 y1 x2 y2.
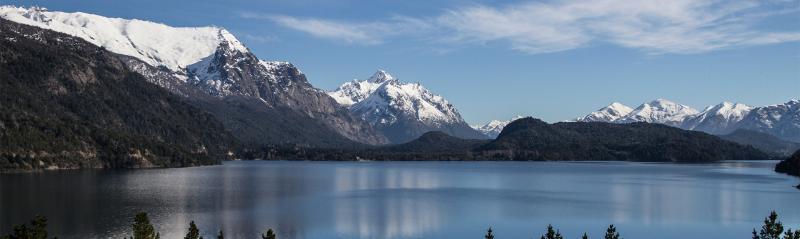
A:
333 166 443 238
1 161 798 239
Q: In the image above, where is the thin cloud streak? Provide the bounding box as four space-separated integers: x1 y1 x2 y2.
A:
241 13 433 45
243 0 800 54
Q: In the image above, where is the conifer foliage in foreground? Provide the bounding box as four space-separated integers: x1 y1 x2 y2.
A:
752 211 800 239
0 215 53 239
184 221 201 239
485 227 494 239
4 211 799 238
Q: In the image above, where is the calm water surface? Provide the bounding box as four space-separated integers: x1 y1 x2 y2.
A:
1 161 798 239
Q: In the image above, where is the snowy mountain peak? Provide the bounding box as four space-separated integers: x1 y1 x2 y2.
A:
474 115 525 138
348 74 463 126
368 70 395 83
0 5 248 71
708 102 752 117
681 101 752 134
577 102 633 122
329 70 483 143
617 99 698 126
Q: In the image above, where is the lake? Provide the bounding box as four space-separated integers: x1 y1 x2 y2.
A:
1 161 798 239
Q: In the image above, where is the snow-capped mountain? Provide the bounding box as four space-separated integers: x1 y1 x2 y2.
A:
0 6 388 146
736 100 800 142
329 70 487 143
329 70 394 106
577 99 800 144
0 6 246 72
682 102 753 135
576 102 633 122
616 99 699 127
473 116 525 138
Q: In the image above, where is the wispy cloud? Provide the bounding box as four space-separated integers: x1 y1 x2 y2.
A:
241 13 432 45
242 0 800 54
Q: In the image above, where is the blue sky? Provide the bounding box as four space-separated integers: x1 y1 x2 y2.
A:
6 0 800 124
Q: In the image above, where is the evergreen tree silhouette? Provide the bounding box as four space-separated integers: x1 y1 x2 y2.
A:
130 212 159 239
539 224 563 239
262 228 276 239
2 215 54 239
604 225 621 239
184 221 201 239
485 227 494 239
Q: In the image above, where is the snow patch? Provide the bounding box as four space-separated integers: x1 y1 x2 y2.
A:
0 5 248 71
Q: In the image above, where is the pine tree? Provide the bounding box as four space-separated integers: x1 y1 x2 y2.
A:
604 225 621 239
184 221 202 239
216 230 224 239
539 224 563 239
262 229 276 239
131 212 159 239
3 215 52 239
485 227 494 239
784 229 800 239
582 232 589 239
753 211 785 239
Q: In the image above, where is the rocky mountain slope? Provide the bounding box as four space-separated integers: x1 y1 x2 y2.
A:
682 102 753 135
0 19 237 170
0 6 387 147
329 70 486 143
720 129 800 157
735 100 800 143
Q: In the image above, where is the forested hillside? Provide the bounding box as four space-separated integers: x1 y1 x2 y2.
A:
0 19 237 170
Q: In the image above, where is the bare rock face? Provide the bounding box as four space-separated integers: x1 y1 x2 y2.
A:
184 43 389 145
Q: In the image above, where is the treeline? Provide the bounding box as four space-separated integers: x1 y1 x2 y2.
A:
776 150 800 178
242 119 773 163
4 211 798 239
483 211 800 239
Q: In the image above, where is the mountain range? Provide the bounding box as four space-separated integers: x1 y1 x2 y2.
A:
0 6 790 169
0 6 388 148
575 99 800 143
568 99 800 155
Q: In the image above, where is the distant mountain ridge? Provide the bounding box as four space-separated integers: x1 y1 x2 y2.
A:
477 118 769 162
575 103 632 123
720 129 800 157
615 99 699 127
473 116 525 138
262 118 771 162
329 70 487 143
577 99 800 142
